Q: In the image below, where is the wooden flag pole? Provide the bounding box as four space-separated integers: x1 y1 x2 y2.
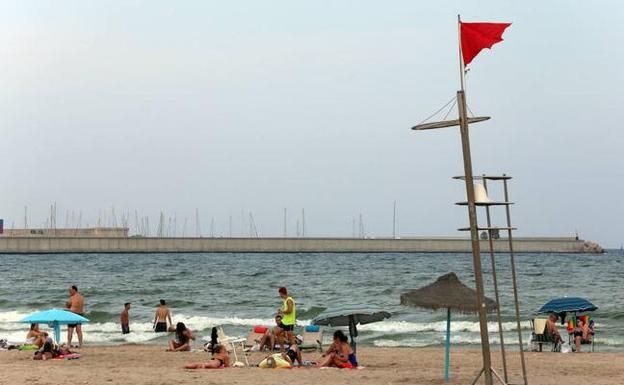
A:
457 14 494 385
457 15 466 91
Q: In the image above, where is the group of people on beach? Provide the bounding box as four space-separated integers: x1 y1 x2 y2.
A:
546 313 594 352
25 285 358 368
25 324 74 360
146 287 358 369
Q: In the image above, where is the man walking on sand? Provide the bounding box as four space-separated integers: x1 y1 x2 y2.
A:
66 285 85 347
120 303 131 334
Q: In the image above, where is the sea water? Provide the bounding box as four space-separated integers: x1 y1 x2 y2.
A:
0 251 622 351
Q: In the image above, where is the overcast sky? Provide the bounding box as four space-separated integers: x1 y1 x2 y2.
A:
0 1 622 246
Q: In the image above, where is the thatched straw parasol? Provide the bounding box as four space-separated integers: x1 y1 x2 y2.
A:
400 272 497 383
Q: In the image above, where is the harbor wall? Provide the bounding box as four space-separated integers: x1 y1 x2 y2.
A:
0 236 603 254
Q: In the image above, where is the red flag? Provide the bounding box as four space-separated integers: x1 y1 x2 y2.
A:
460 22 511 66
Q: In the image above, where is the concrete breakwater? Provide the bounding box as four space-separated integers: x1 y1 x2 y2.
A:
0 236 603 254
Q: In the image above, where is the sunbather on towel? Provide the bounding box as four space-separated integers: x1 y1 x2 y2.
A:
33 333 71 360
318 330 358 368
167 322 195 352
185 345 230 369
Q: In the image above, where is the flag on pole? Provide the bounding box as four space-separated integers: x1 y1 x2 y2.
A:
460 22 511 66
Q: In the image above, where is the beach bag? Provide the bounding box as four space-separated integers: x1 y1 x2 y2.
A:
560 341 571 353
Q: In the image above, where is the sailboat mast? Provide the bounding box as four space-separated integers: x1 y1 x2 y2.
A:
392 200 397 238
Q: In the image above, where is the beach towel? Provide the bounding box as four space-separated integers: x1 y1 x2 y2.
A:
533 318 547 334
18 344 39 351
54 353 81 360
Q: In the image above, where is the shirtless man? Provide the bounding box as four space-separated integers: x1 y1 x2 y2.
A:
154 299 172 332
66 285 85 347
120 303 131 334
546 313 563 344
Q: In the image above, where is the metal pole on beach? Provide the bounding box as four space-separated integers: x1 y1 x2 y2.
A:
445 308 451 383
503 177 529 385
483 177 509 382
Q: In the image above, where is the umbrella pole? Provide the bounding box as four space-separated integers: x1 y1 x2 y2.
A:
54 321 60 344
348 315 357 354
445 308 451 383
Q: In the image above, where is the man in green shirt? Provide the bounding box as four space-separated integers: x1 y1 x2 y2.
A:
276 287 296 351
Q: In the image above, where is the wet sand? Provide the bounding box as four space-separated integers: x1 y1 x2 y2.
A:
1 345 622 385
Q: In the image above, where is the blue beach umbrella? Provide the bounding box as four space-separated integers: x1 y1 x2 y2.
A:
312 305 391 354
20 309 89 343
537 297 597 315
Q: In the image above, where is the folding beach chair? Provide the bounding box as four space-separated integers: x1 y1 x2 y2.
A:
216 325 248 365
243 326 268 350
299 325 324 352
530 318 560 352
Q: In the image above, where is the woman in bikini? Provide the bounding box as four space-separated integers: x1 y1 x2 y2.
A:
574 318 591 352
26 324 45 347
184 344 230 369
167 322 195 352
318 330 358 368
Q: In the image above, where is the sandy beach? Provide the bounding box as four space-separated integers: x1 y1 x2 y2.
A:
1 345 623 385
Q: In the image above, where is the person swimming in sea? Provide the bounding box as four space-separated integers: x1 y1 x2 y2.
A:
184 344 230 369
120 302 131 334
153 299 172 333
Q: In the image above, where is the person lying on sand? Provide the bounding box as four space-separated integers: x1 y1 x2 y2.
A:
318 330 358 368
33 333 71 360
167 322 195 352
26 324 45 347
281 335 303 366
258 335 303 368
185 345 230 369
33 333 56 360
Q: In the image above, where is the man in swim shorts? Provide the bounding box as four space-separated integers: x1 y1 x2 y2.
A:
66 285 85 347
154 299 172 332
120 302 131 334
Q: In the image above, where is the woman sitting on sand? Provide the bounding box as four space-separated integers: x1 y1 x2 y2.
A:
167 322 195 352
26 324 45 347
185 345 230 369
318 330 358 368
